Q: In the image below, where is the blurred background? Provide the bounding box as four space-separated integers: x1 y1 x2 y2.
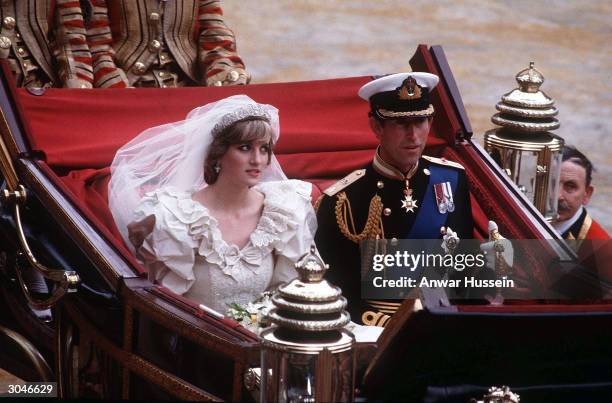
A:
223 0 611 231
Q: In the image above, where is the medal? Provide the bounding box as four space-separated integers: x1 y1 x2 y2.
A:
434 182 455 214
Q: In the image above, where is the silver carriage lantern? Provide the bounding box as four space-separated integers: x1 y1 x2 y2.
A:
260 246 355 403
484 62 564 221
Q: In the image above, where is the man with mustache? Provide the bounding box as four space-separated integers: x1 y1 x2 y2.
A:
553 146 609 240
315 73 474 326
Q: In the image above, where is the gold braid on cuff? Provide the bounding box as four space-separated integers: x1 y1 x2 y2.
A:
334 192 383 243
362 310 391 327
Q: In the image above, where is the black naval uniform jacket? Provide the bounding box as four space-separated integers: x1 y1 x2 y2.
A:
315 155 474 326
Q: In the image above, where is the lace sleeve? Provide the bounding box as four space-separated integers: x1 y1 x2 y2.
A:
267 180 318 288
130 188 204 295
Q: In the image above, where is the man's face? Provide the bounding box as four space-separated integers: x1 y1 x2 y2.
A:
370 116 432 172
557 160 594 222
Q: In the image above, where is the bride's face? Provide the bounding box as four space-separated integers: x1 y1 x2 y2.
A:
217 139 271 187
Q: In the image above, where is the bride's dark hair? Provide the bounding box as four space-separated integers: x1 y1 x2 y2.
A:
204 117 274 184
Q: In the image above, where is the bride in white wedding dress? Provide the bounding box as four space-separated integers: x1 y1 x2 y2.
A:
108 95 316 314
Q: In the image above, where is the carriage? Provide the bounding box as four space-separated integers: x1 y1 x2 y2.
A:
1 45 610 401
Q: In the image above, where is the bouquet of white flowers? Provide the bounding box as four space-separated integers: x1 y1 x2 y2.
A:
226 292 274 333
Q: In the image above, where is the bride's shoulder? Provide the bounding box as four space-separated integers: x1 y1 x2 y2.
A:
256 180 312 204
133 186 209 225
250 180 315 249
256 180 315 236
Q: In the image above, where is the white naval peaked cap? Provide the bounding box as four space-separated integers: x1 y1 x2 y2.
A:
358 72 439 101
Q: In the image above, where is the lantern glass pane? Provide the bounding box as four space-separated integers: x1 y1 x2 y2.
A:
260 349 317 402
515 150 538 201
545 150 562 220
286 352 317 402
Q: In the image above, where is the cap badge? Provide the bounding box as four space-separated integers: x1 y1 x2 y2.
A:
398 76 422 100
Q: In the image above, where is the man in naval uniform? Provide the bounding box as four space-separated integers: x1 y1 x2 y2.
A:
96 0 249 88
315 72 474 326
0 0 94 88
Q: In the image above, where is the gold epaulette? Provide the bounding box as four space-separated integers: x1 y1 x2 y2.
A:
323 169 366 196
422 155 465 170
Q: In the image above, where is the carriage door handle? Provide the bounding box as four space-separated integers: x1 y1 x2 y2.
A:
2 185 80 310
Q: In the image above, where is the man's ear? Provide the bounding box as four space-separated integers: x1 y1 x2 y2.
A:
369 116 383 139
583 184 594 205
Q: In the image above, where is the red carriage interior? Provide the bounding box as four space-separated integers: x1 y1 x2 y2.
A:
9 43 559 285
13 74 506 275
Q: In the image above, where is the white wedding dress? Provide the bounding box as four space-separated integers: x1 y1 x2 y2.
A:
128 180 316 313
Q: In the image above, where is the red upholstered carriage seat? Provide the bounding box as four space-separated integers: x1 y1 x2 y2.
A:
16 76 489 274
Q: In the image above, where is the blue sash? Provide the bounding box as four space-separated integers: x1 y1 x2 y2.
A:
405 164 459 239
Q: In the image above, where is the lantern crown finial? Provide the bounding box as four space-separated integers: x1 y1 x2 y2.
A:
515 61 544 94
294 245 329 283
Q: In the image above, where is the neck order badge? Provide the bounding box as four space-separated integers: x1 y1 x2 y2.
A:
401 162 420 213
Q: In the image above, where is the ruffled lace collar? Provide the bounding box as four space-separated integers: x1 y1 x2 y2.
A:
175 186 298 280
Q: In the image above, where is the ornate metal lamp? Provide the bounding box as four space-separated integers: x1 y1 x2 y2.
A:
484 62 564 221
260 246 355 402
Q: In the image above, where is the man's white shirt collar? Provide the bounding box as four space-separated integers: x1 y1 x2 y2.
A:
552 206 584 235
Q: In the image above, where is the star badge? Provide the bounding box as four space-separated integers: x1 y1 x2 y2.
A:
401 194 418 213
